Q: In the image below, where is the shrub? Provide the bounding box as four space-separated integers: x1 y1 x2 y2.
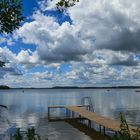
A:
113 113 140 140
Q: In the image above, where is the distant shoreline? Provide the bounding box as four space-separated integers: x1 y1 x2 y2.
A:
1 86 140 89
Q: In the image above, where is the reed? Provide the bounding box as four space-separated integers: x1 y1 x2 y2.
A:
13 127 44 140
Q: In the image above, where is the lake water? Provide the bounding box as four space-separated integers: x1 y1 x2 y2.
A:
0 88 140 140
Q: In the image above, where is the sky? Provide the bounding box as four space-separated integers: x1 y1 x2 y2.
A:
0 0 140 88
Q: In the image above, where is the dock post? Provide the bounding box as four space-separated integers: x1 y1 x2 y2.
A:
86 105 89 111
79 115 82 122
103 126 106 135
69 110 72 118
72 111 74 118
66 108 69 118
115 132 118 136
48 107 50 121
87 105 90 111
88 120 91 128
99 125 102 132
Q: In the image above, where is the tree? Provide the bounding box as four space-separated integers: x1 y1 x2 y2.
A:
56 0 79 11
38 0 79 11
0 0 78 67
0 60 5 67
0 0 78 36
0 0 24 34
0 0 24 67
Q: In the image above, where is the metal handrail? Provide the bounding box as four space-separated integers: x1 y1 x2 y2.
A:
81 97 94 112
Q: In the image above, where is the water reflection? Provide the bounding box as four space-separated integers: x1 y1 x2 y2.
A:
0 88 140 139
0 107 10 134
112 108 140 126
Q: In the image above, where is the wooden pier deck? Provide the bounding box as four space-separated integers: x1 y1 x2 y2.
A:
66 106 137 135
48 105 137 135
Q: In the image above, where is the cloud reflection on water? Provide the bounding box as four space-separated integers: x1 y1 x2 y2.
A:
0 89 140 139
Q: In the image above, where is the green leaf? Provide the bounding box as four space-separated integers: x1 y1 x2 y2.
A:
0 0 24 34
56 0 80 12
0 60 5 67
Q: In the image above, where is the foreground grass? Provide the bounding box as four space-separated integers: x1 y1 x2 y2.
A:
13 128 43 140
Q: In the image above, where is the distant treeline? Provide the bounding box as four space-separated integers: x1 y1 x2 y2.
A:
52 86 140 89
3 86 140 89
0 85 10 89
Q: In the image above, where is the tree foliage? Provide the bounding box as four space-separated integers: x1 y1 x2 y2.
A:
0 0 24 67
0 60 5 67
0 0 78 67
0 0 24 34
56 0 79 11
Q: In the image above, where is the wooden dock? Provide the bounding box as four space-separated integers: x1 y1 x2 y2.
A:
66 106 137 134
48 105 137 135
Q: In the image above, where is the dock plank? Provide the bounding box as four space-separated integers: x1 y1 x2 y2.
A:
66 106 137 134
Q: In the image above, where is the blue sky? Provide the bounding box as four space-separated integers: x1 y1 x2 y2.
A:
0 0 140 87
23 0 38 16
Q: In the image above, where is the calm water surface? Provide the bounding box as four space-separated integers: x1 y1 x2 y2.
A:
0 88 140 139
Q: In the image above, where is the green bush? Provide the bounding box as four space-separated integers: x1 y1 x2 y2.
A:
113 113 140 140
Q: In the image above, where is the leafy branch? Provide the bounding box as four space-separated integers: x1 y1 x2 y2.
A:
0 0 24 34
56 0 79 11
0 60 5 67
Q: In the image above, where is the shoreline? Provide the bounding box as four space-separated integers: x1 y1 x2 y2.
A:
1 86 140 90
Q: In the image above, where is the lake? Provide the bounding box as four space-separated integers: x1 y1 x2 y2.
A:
0 88 140 140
